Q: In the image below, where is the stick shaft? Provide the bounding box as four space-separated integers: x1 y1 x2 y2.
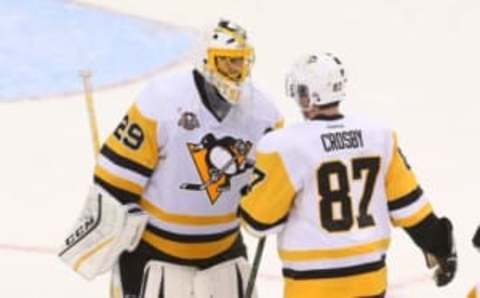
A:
245 237 266 298
80 70 100 156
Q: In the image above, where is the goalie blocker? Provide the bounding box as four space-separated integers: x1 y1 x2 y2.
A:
58 186 148 280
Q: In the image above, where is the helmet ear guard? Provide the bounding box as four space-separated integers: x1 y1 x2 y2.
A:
285 53 347 111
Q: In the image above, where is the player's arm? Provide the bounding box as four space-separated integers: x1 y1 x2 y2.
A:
94 102 159 205
386 132 456 286
239 143 297 237
59 101 160 280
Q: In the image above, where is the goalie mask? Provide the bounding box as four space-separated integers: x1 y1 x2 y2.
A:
285 53 347 113
202 19 255 104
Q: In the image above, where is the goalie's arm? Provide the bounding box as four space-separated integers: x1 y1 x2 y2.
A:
94 102 159 204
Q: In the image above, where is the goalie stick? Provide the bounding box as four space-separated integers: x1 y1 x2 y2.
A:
80 70 100 156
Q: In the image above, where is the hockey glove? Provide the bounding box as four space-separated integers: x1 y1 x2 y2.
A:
423 217 457 287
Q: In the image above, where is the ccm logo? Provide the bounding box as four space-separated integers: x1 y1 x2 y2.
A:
66 217 95 245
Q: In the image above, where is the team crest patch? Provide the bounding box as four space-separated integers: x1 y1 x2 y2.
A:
178 111 200 130
180 133 254 204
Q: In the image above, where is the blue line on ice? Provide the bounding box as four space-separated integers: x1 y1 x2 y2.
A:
0 0 195 101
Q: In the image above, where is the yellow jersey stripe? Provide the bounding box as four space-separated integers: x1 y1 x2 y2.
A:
142 230 238 259
279 238 390 261
392 202 433 228
140 198 237 226
94 165 143 195
386 133 419 202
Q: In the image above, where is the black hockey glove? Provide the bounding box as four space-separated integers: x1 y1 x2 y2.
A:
472 225 480 249
423 217 457 287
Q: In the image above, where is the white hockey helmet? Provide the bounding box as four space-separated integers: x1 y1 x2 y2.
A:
285 53 347 111
202 19 255 104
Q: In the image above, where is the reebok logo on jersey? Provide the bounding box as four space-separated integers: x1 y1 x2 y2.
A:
181 133 254 204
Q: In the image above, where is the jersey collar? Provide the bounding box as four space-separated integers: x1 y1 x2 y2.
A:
311 114 344 121
192 70 231 123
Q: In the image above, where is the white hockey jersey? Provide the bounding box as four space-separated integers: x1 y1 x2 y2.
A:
94 70 283 265
240 114 433 298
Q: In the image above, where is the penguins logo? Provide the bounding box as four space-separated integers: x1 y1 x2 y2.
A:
181 133 254 204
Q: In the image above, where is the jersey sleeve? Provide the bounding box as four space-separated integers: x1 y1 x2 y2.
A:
386 132 433 228
94 103 159 204
239 138 296 236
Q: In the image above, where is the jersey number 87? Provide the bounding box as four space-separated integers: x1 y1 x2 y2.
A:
316 157 380 232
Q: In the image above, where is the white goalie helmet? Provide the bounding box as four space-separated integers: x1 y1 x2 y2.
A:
285 53 347 110
201 19 255 104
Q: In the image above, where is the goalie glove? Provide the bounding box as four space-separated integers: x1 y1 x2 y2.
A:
423 217 457 287
58 186 148 280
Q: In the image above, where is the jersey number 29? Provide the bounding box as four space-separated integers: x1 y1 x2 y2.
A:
317 157 380 232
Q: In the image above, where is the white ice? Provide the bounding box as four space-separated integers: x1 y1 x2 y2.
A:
1 0 480 297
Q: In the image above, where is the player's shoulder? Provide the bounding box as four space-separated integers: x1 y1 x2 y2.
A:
238 84 283 127
344 113 394 136
256 123 300 153
135 68 197 120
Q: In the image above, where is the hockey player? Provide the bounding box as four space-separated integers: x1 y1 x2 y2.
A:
58 19 283 298
239 53 456 297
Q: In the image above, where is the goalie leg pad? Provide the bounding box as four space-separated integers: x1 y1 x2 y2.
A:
194 257 257 298
110 262 124 298
139 260 196 298
58 186 148 280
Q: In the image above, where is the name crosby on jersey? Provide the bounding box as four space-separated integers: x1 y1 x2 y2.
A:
321 129 364 152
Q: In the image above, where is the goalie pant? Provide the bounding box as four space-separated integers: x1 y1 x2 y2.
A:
110 256 257 298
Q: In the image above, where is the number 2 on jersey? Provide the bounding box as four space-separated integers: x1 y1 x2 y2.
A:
113 115 145 150
317 157 380 232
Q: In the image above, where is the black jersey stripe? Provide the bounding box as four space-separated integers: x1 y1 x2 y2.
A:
283 258 385 279
145 224 239 243
238 206 288 231
101 145 154 177
94 175 140 204
388 187 423 211
135 237 247 270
